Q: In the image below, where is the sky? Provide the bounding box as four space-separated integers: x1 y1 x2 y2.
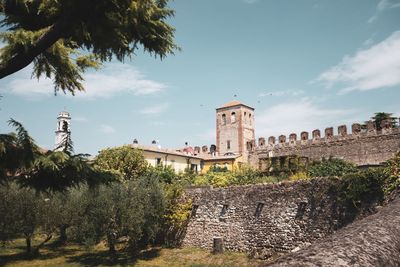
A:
1 0 400 155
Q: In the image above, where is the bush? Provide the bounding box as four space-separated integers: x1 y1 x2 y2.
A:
290 172 310 181
309 158 358 178
384 152 400 195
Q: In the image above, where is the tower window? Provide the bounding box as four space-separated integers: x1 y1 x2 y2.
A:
222 114 226 125
231 112 236 123
227 140 231 150
156 158 162 166
249 114 252 125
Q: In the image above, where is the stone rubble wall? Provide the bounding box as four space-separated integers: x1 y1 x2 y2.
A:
252 126 400 167
182 179 364 258
265 196 400 267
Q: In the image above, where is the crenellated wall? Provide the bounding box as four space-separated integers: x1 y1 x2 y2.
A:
252 120 400 166
182 179 376 259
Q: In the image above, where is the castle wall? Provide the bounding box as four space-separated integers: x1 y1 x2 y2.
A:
182 179 361 258
253 125 400 167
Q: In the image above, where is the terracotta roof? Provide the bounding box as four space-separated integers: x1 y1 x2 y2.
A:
217 100 254 110
130 144 203 159
221 100 242 108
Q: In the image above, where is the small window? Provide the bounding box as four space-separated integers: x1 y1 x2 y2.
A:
249 114 252 125
254 203 264 218
156 158 162 166
220 204 228 217
222 114 226 125
191 204 199 217
227 140 231 150
231 112 236 123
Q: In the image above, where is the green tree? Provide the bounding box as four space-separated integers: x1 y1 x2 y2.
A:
72 176 165 261
0 119 115 191
364 112 398 130
0 0 178 94
308 158 358 178
95 145 148 181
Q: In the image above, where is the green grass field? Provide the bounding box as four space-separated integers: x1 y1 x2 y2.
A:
0 238 262 267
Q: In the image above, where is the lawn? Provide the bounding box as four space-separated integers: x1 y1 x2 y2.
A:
0 238 262 267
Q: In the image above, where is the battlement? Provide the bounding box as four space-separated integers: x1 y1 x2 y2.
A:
256 119 399 149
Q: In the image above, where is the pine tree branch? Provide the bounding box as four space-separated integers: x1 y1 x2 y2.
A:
0 15 69 79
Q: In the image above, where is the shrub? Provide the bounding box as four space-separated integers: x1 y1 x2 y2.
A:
309 158 358 178
384 152 400 195
290 172 310 181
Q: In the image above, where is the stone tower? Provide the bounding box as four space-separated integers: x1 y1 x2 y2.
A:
216 101 255 156
54 111 71 151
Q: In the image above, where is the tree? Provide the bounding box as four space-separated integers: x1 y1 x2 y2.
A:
95 146 148 181
0 119 116 191
0 0 178 94
364 112 398 131
308 158 358 178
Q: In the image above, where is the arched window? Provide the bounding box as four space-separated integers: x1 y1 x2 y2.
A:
231 112 236 123
222 114 226 125
249 113 252 125
244 112 247 123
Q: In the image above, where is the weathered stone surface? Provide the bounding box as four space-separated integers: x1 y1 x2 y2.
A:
264 197 400 267
255 128 400 166
182 179 372 258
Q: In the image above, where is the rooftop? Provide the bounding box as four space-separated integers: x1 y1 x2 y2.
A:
217 100 254 110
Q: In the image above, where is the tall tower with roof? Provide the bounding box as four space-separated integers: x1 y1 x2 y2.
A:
216 101 255 156
54 111 71 151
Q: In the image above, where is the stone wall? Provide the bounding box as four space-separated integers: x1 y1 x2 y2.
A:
265 196 400 266
182 179 367 258
252 124 400 167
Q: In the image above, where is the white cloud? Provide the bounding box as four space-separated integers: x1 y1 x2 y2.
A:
5 63 167 99
258 89 304 98
99 124 116 134
315 31 400 94
378 0 400 10
140 103 169 115
256 99 356 138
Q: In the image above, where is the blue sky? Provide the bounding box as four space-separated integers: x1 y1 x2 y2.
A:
1 0 400 155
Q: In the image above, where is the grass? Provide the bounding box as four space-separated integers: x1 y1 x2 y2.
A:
0 238 262 267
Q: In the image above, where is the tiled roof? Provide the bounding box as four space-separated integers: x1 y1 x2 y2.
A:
217 100 254 110
221 100 242 108
130 144 203 159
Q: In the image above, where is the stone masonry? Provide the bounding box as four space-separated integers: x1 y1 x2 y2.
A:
182 179 370 258
265 196 400 266
251 122 400 167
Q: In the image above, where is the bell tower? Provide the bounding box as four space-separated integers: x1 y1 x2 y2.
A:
54 111 71 151
216 101 255 156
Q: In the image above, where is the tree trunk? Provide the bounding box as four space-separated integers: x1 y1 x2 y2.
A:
34 234 53 255
59 225 68 245
107 232 117 263
25 236 32 254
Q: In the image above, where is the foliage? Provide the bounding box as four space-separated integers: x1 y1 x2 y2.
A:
289 172 310 181
0 119 116 192
338 168 387 210
230 165 262 185
193 171 232 187
383 152 400 195
308 158 358 178
363 112 398 130
208 165 228 172
71 176 165 256
0 0 179 94
147 164 177 184
95 146 148 181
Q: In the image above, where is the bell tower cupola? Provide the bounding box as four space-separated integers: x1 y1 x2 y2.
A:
54 111 71 151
